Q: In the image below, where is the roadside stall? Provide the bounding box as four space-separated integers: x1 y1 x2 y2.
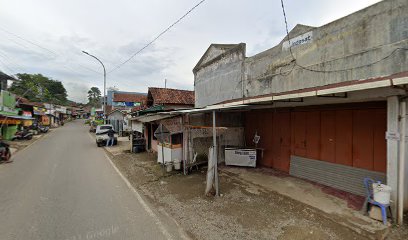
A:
33 106 47 125
155 116 184 169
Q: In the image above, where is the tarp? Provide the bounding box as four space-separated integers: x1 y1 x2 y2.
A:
131 120 143 133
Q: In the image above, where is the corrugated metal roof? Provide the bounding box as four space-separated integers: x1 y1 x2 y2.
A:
170 104 249 114
132 113 177 123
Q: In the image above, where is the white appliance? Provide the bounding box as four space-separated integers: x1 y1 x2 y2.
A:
157 143 183 164
225 148 257 167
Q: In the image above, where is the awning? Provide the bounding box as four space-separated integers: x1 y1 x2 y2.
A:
209 74 408 107
0 112 35 120
137 105 165 115
133 113 178 123
169 104 250 114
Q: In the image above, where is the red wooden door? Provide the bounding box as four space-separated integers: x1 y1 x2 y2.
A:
320 111 336 163
293 112 307 157
272 112 291 172
245 111 274 167
373 109 387 173
335 110 353 166
352 109 374 170
258 111 274 167
306 111 320 159
272 113 281 169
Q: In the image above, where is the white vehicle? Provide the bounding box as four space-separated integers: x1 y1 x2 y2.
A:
95 124 118 147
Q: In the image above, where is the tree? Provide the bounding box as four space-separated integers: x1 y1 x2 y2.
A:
87 87 101 107
9 73 68 104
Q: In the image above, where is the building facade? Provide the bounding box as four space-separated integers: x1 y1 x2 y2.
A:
193 0 408 219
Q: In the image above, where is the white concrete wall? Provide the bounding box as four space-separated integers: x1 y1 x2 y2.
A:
244 0 408 98
194 45 246 108
387 96 399 217
194 0 408 108
107 111 124 121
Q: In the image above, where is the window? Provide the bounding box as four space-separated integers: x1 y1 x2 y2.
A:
152 124 159 140
171 133 183 145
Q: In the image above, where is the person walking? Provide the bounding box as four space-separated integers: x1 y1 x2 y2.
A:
106 128 115 147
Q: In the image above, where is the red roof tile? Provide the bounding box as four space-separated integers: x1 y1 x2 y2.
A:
131 105 148 112
148 87 194 105
113 93 146 103
105 105 113 114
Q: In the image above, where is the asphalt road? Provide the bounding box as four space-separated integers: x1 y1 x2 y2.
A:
0 121 184 240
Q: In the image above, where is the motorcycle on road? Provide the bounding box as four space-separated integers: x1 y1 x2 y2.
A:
12 128 33 141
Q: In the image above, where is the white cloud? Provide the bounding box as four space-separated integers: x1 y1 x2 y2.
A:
0 0 381 103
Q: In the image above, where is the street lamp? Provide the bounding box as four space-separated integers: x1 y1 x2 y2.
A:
82 50 106 122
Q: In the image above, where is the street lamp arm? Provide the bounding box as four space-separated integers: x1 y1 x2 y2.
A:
82 50 107 121
81 51 106 73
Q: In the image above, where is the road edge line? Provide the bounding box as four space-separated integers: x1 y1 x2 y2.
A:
10 129 55 160
102 149 174 240
87 131 189 240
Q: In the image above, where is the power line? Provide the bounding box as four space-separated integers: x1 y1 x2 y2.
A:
0 59 18 73
0 31 102 78
0 26 101 75
0 26 58 56
0 50 26 71
278 0 408 74
108 0 206 74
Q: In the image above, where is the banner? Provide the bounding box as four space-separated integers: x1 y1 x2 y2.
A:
42 115 50 125
33 106 46 116
23 111 32 117
0 118 22 124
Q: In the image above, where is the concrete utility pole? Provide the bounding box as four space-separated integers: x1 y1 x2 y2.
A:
82 51 106 121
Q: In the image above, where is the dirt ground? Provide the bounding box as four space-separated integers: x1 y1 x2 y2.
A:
109 150 408 240
6 133 46 154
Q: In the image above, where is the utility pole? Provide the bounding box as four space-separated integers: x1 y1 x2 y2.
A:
82 51 106 122
165 79 167 89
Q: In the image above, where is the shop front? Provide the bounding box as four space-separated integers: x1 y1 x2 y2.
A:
0 117 21 140
33 106 47 125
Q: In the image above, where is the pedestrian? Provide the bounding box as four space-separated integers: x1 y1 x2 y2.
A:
106 128 115 147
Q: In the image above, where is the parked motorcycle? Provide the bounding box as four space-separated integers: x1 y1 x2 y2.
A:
0 140 11 162
11 128 33 141
38 125 49 133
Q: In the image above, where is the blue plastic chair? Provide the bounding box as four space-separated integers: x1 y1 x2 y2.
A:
363 177 392 225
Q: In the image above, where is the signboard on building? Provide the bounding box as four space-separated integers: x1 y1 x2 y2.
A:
282 31 313 50
22 111 32 117
42 115 50 125
0 118 21 125
115 102 142 107
0 90 18 114
55 106 67 114
33 106 46 116
1 90 16 109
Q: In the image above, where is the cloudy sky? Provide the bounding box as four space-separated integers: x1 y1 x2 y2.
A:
0 0 381 103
